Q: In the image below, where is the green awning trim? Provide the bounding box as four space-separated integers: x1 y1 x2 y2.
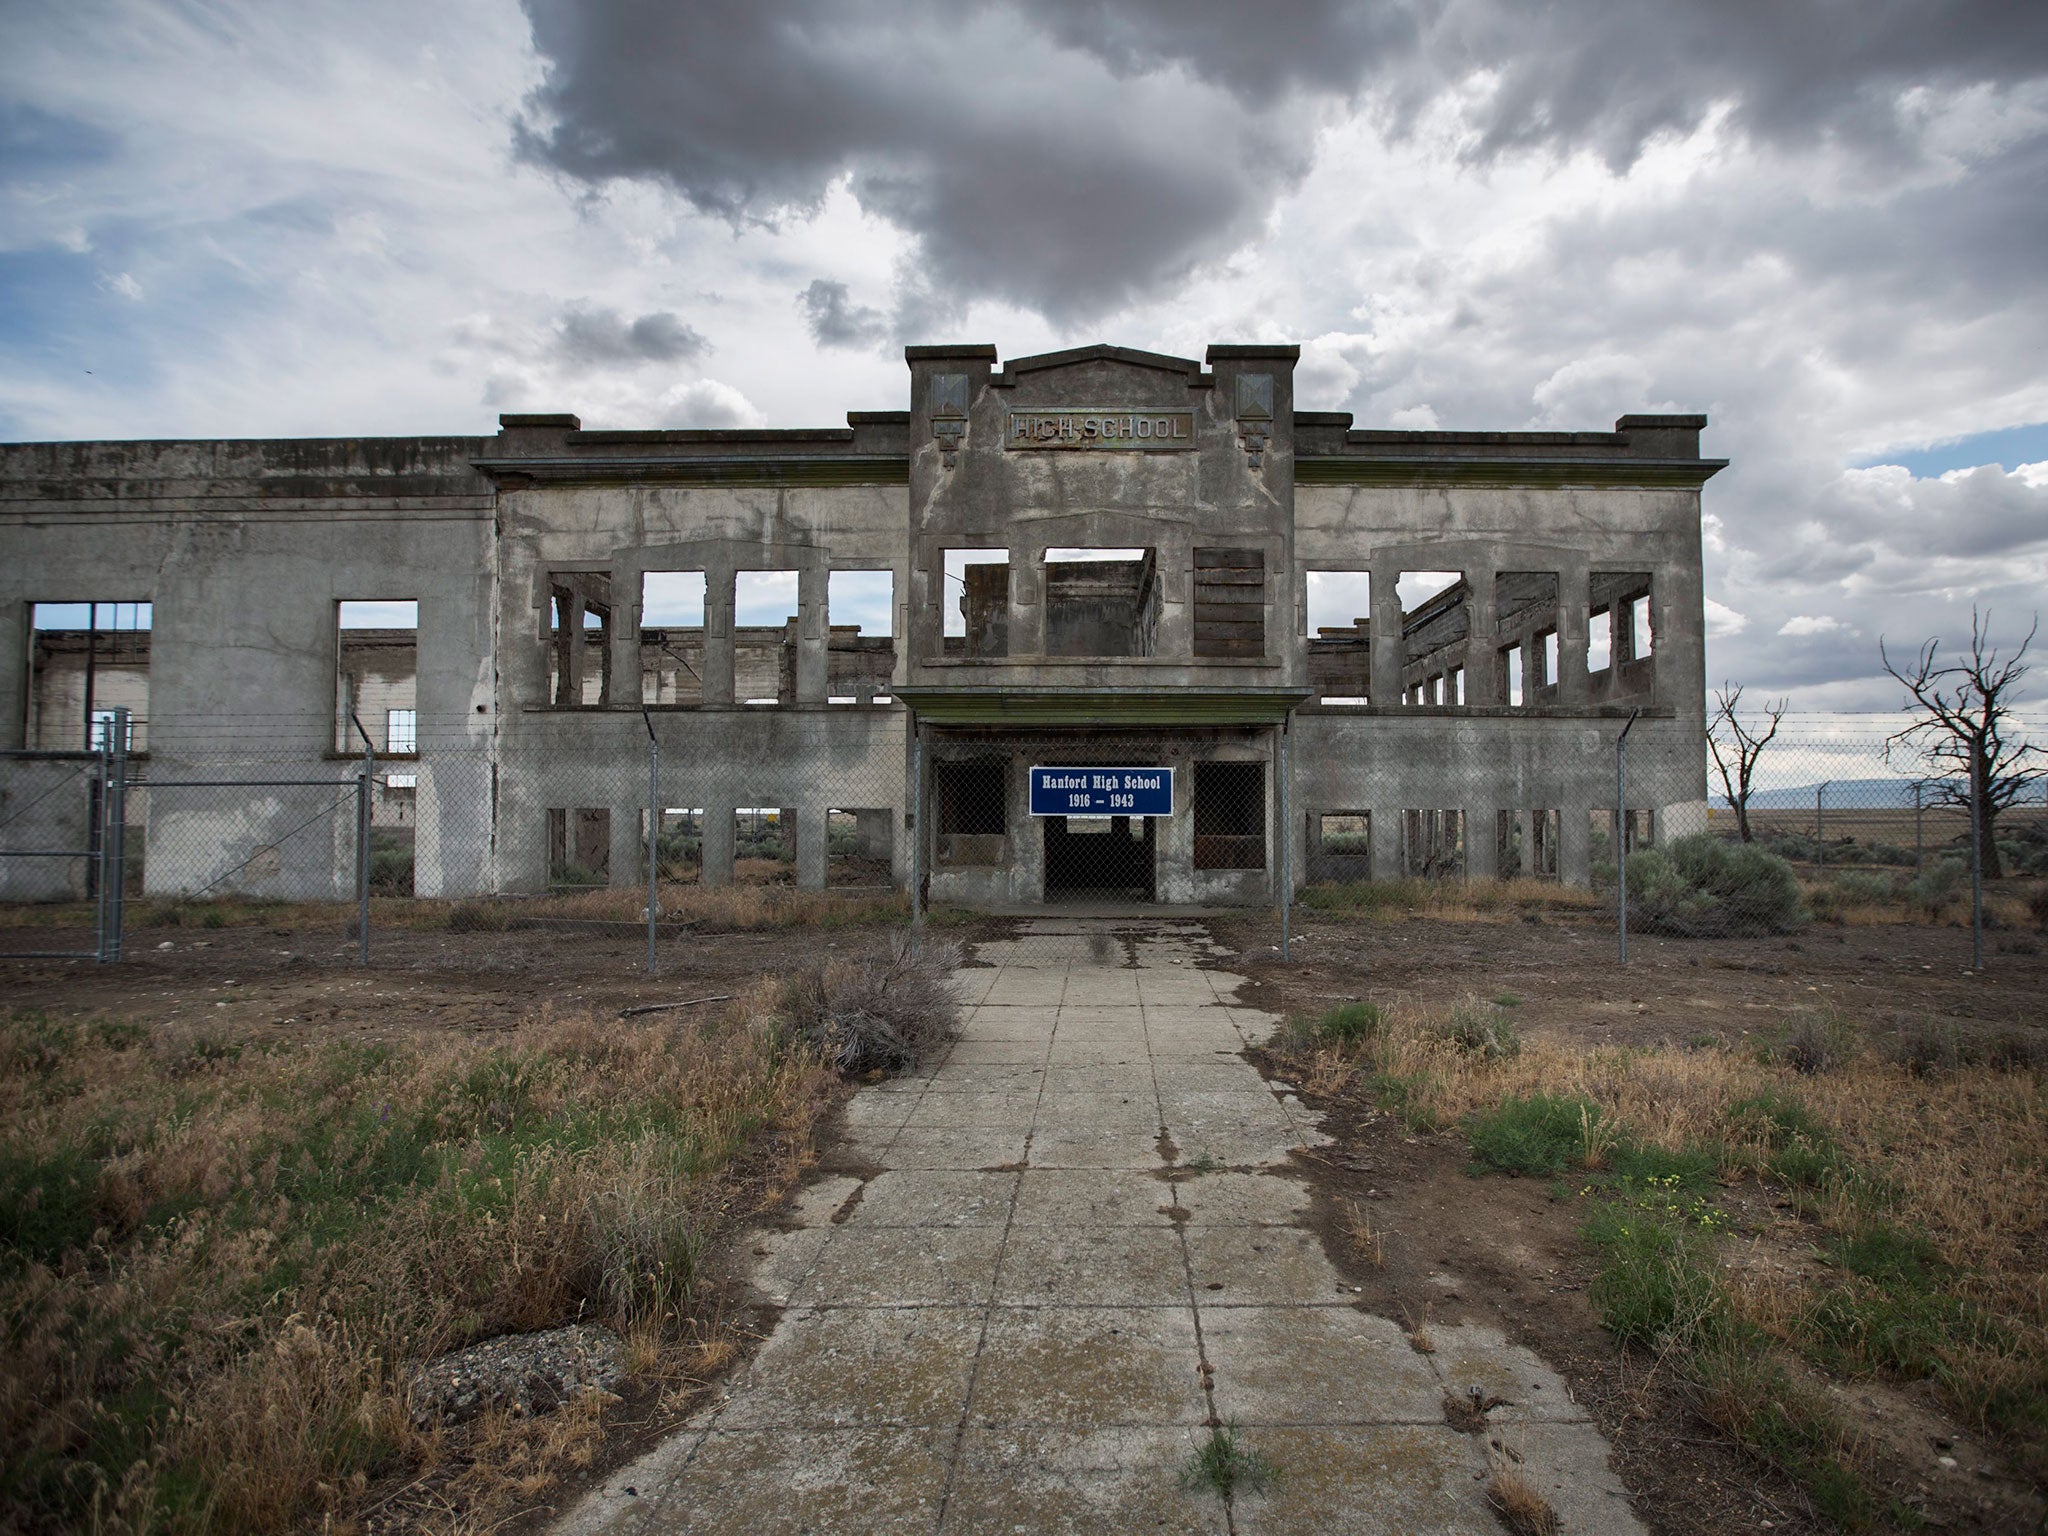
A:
895 686 1312 726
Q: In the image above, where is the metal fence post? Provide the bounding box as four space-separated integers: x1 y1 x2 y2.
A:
1913 781 1923 873
643 708 659 975
93 731 113 963
1278 721 1291 961
355 768 371 966
910 720 925 939
348 712 375 966
1816 781 1827 870
1969 754 1984 971
105 707 128 963
1617 708 1638 967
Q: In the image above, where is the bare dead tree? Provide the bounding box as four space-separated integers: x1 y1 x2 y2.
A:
1707 682 1786 843
1881 608 2043 880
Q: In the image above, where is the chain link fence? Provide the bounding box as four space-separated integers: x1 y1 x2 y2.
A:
1 709 2041 971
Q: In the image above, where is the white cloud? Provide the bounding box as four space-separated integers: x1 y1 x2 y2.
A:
657 379 764 430
1778 615 1847 637
1704 598 1747 637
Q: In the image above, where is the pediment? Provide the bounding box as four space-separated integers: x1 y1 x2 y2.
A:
990 343 1211 391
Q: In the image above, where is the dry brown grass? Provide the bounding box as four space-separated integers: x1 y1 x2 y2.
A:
452 881 907 931
0 881 911 937
1298 876 1602 922
1278 995 2048 1477
1339 1199 1385 1268
1484 1463 1560 1535
0 992 835 1535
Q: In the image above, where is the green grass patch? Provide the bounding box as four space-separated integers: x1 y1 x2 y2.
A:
1464 1093 1599 1177
1689 1336 1876 1530
1583 1203 1723 1348
1278 1001 1384 1053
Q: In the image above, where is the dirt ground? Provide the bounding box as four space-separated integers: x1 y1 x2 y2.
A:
6 906 2042 1534
0 917 904 1036
1215 908 2048 1051
1215 909 2048 1535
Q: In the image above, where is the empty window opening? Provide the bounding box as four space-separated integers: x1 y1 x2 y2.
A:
1451 666 1466 706
1588 608 1612 672
1305 569 1369 701
735 806 795 883
1044 548 1159 657
548 574 610 706
339 600 418 752
1194 547 1266 659
89 709 134 753
1431 675 1446 706
1402 808 1465 878
385 708 417 755
1311 811 1371 883
1397 571 1468 707
28 601 153 753
640 571 706 706
1194 761 1265 871
1504 644 1525 707
943 550 1009 657
1590 573 1654 700
652 806 705 885
547 807 610 888
1497 809 1560 880
828 570 897 702
369 827 415 895
1588 806 1655 882
735 570 800 706
934 756 1006 866
1493 570 1560 701
1623 808 1654 852
828 808 895 887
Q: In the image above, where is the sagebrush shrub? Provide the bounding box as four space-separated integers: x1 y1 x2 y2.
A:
778 932 962 1074
1626 834 1807 937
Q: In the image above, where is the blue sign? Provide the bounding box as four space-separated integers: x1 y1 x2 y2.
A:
1029 766 1174 817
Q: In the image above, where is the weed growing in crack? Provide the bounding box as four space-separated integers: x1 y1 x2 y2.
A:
1179 1422 1278 1500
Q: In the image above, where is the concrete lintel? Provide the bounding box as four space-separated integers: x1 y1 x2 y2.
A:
895 686 1311 727
1296 456 1726 487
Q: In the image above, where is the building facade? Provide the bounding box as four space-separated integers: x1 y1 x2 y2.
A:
0 342 1721 905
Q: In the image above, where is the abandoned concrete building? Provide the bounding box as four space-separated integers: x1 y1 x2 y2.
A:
0 342 1721 905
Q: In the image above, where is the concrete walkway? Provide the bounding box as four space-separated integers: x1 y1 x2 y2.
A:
558 921 1644 1535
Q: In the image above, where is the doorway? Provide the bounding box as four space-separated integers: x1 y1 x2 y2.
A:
1044 814 1156 902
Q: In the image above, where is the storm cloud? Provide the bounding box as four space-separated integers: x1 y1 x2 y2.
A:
515 0 2048 323
796 279 887 349
554 305 707 367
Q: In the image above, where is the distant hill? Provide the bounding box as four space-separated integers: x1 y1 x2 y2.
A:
1714 777 1944 810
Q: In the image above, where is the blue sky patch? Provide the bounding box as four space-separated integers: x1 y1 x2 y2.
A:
1853 421 2048 478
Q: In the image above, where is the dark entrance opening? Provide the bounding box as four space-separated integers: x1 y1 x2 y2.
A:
1044 814 1156 902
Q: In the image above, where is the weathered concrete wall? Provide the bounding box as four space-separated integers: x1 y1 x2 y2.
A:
0 438 497 897
905 344 1300 692
0 759 96 900
1 351 1715 909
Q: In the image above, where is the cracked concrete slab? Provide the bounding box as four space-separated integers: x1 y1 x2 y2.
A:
554 920 1645 1536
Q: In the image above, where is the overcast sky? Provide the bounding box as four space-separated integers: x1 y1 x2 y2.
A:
4 0 2047 714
